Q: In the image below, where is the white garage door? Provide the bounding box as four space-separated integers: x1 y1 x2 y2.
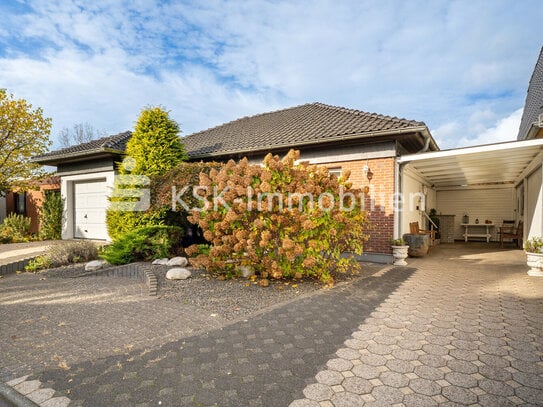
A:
74 180 108 240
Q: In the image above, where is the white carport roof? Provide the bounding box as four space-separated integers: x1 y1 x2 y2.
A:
398 138 543 190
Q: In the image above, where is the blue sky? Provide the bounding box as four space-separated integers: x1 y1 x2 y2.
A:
0 0 541 149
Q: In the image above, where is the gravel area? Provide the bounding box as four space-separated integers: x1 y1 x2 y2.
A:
154 262 385 320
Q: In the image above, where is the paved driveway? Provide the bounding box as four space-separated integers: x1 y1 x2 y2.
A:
1 243 542 406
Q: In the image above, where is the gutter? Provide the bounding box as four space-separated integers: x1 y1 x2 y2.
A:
31 148 125 165
417 128 435 153
187 125 434 159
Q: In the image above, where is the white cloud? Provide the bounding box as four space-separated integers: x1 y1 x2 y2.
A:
434 108 523 149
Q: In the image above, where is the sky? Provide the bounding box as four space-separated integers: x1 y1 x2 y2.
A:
0 0 541 150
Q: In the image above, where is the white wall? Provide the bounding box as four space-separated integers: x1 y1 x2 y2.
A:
401 167 436 235
525 165 542 239
436 187 515 241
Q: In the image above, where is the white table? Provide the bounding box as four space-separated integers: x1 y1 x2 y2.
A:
461 223 495 242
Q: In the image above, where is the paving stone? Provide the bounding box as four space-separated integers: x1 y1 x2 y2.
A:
41 397 71 407
370 385 404 404
330 391 365 407
27 387 56 404
315 370 344 386
303 383 334 401
477 393 516 407
352 364 381 379
515 386 543 404
442 385 478 404
403 392 439 407
326 358 353 372
385 359 415 374
6 375 29 387
378 371 409 388
341 376 372 394
408 378 442 396
414 365 445 380
444 372 478 388
336 348 361 360
479 379 515 397
13 380 41 395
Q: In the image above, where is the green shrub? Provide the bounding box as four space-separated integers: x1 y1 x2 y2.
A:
39 190 63 240
106 162 222 242
524 236 543 253
106 106 188 241
100 225 183 265
25 240 98 271
0 213 32 243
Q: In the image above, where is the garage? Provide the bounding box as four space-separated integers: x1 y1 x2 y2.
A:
73 180 108 240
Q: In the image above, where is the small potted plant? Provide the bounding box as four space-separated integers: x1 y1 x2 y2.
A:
524 236 543 277
391 238 409 266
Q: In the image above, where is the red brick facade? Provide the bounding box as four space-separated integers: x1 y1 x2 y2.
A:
322 157 395 255
6 177 61 233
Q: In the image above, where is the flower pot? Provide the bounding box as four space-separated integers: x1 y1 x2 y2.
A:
403 234 429 257
526 252 543 276
391 245 409 266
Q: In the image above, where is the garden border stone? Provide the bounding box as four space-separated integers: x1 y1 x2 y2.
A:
0 258 36 276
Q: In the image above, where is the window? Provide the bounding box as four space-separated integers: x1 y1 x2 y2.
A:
328 167 342 179
14 192 26 216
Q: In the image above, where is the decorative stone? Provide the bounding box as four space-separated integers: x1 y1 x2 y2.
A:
166 268 191 280
152 258 169 265
85 260 107 271
238 265 255 278
167 257 188 267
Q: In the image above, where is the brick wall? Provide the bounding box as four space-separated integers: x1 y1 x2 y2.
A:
321 157 395 255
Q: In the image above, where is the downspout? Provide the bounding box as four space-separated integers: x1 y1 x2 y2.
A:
417 130 432 153
394 159 402 239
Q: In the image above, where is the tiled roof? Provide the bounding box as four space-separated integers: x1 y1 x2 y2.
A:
34 132 132 162
518 47 543 140
34 103 431 164
182 102 429 158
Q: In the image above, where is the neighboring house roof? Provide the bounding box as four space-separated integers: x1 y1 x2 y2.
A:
33 132 131 165
182 102 436 158
518 47 543 140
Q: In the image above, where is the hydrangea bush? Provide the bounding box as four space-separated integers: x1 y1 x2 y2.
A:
186 150 369 282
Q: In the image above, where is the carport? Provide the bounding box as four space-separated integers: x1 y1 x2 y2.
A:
398 138 543 243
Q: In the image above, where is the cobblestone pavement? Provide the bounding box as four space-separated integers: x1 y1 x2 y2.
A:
0 273 225 383
2 244 543 406
292 244 543 406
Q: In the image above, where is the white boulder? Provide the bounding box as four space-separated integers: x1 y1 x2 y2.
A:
166 268 192 280
167 257 188 267
152 258 169 265
238 265 255 278
85 260 107 272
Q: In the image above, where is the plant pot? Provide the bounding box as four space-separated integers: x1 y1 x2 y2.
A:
391 245 409 266
526 252 543 276
403 234 429 257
